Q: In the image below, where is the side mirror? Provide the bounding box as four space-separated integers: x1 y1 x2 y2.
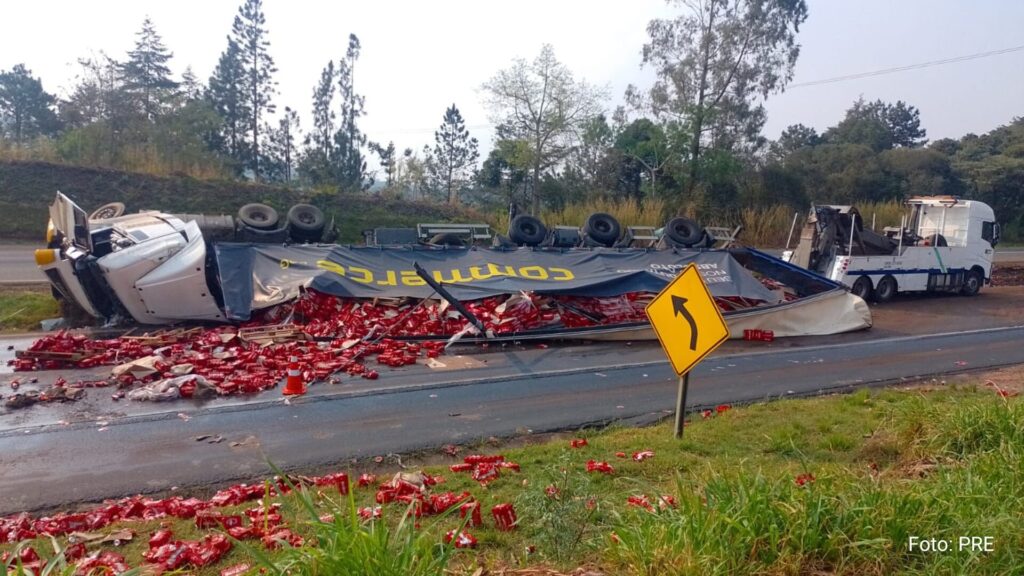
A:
992 223 1000 247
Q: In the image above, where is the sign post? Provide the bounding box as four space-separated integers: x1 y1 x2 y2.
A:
646 263 730 438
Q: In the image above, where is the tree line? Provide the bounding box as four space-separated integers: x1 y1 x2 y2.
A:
1 0 1021 237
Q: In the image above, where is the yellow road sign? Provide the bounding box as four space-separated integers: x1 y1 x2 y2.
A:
646 263 730 376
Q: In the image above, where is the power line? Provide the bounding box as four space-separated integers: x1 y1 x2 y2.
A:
788 44 1024 88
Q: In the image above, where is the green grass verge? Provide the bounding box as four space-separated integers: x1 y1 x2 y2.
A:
3 385 1021 575
0 289 58 332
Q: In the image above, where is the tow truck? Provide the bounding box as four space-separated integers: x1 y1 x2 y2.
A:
784 196 999 301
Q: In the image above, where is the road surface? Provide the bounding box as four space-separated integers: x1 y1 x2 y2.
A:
3 244 1023 285
1 325 1022 514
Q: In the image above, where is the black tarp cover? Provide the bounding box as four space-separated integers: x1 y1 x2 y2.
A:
214 244 779 321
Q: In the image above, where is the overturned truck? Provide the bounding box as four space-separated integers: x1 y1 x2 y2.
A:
36 193 870 340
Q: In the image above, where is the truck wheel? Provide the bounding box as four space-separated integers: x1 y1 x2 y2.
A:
238 203 279 230
664 217 704 247
874 275 897 303
287 204 326 242
851 276 873 301
509 215 547 246
89 202 125 220
583 212 621 246
961 269 983 296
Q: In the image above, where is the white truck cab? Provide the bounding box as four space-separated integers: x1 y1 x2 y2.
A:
783 196 998 302
36 192 227 324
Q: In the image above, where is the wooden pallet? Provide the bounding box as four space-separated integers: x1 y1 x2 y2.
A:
238 324 306 344
121 327 202 346
16 350 95 362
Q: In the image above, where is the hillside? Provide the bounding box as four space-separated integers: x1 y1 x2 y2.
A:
0 161 487 242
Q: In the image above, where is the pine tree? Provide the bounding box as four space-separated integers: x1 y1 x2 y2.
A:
431 104 479 204
122 17 178 119
0 64 60 143
334 34 368 191
207 38 250 169
299 60 336 183
265 106 300 182
180 66 203 102
369 140 397 186
230 0 277 179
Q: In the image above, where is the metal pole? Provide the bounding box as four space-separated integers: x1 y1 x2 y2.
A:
848 214 857 256
673 372 690 439
784 212 799 251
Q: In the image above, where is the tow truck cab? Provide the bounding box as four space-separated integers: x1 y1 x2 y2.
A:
36 192 226 324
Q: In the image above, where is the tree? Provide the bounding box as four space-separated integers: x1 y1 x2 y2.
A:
825 98 927 151
614 118 674 199
207 39 249 169
0 64 59 143
122 17 178 119
482 44 606 212
300 61 336 183
562 114 622 200
333 34 369 191
883 100 927 148
369 140 397 187
431 104 479 204
771 123 820 159
634 0 808 198
264 106 300 182
180 66 203 102
476 139 532 209
230 0 277 179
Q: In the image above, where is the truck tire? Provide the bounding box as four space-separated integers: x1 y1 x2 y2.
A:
961 268 983 296
509 215 547 246
664 217 704 247
874 275 897 303
238 203 279 230
237 222 289 244
427 233 465 247
89 202 125 220
287 204 326 242
583 213 621 246
851 276 873 301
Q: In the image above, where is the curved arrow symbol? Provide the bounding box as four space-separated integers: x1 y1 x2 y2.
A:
671 295 698 351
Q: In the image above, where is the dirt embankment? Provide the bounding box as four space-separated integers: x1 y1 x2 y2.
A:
993 263 1024 286
0 160 487 242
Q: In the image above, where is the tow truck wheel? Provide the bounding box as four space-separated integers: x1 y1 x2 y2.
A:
961 268 983 296
851 276 873 301
874 275 897 303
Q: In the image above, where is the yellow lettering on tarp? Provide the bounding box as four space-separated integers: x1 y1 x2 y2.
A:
519 266 548 280
469 263 507 281
314 260 575 286
433 269 474 284
349 266 373 283
376 271 398 286
550 267 574 281
400 271 426 286
317 260 345 276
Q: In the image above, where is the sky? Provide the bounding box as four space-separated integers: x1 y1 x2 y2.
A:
2 0 1023 162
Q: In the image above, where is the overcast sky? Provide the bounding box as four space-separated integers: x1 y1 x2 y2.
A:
3 0 1023 161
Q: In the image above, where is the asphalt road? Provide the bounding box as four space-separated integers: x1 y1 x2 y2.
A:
2 245 1024 285
1 325 1022 514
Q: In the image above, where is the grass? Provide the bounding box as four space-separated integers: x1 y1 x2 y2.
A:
3 384 1022 575
0 289 59 332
